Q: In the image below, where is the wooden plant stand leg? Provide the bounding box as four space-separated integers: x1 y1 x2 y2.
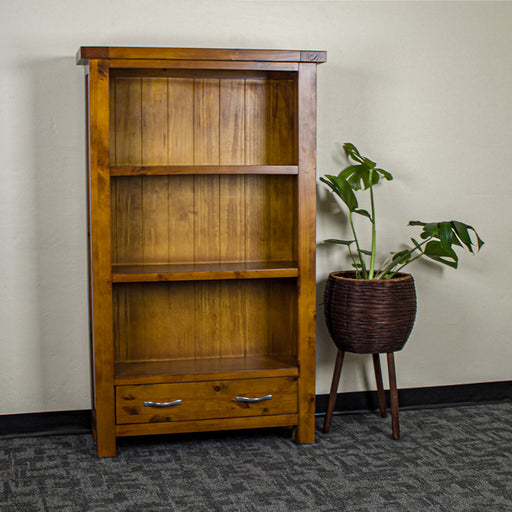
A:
372 353 387 418
386 352 400 440
323 350 345 434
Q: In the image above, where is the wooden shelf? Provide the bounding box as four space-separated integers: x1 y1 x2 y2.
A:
110 165 298 176
112 261 299 282
114 355 299 385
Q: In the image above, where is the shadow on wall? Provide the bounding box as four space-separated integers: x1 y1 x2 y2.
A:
31 56 90 411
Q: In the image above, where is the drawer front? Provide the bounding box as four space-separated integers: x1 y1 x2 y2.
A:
116 377 298 425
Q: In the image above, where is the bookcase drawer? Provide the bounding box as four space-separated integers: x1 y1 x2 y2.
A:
116 377 298 425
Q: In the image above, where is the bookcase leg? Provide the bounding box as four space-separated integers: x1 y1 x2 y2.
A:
293 389 316 444
95 430 117 458
292 418 316 444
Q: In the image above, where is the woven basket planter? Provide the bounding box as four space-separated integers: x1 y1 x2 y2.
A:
324 271 417 354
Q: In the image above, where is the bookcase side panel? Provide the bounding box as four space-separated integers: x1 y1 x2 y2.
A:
294 63 318 444
88 59 116 457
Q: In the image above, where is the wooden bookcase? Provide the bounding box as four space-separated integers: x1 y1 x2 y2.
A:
77 47 326 457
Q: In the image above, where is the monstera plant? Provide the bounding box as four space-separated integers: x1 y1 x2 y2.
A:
320 143 484 439
320 143 484 280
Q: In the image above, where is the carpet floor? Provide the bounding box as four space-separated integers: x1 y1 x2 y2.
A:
1 402 512 511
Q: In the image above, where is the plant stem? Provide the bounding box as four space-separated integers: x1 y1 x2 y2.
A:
386 253 424 279
377 237 431 279
368 171 376 279
349 210 367 278
376 253 395 278
347 245 361 278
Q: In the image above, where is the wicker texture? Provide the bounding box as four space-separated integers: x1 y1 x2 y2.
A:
324 271 417 354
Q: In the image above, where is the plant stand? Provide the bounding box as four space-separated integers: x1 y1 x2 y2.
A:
323 349 400 440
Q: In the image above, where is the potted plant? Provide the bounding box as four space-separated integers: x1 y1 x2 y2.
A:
320 143 484 437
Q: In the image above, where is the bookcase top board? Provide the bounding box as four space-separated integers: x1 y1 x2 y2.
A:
76 46 327 65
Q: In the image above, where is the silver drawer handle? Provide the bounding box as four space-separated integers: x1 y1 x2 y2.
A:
144 399 182 408
236 394 272 403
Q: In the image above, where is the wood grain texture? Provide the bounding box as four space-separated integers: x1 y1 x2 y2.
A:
109 60 300 73
110 165 298 176
217 80 245 367
194 79 220 165
142 78 168 165
114 355 298 385
245 79 268 165
109 67 300 80
141 78 170 272
293 63 318 444
220 79 245 165
111 76 296 167
87 59 116 457
113 279 297 364
141 78 170 266
116 413 298 437
110 76 297 266
114 77 142 165
111 175 296 266
82 48 325 454
168 78 194 165
111 261 299 282
112 178 143 265
109 79 118 265
116 377 298 424
269 80 297 165
77 46 327 65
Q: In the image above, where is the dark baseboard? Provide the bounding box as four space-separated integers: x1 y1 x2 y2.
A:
1 381 511 439
0 410 92 438
315 380 512 415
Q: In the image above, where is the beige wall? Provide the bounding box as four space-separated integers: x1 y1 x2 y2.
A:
1 1 510 414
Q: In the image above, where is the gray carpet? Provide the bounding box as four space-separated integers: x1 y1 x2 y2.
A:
2 402 512 511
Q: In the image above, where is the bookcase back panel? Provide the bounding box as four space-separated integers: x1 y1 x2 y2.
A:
110 76 297 166
113 279 297 363
111 175 297 265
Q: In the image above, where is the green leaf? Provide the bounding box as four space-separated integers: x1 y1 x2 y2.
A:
423 240 458 268
341 164 372 191
366 169 380 188
411 220 483 255
338 146 392 192
411 238 424 252
423 222 440 236
452 221 474 253
324 239 355 246
438 221 453 252
376 168 393 181
339 164 363 179
452 221 485 253
354 209 373 221
392 249 412 264
363 157 376 169
343 143 364 164
341 164 366 191
411 221 444 242
320 175 358 212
